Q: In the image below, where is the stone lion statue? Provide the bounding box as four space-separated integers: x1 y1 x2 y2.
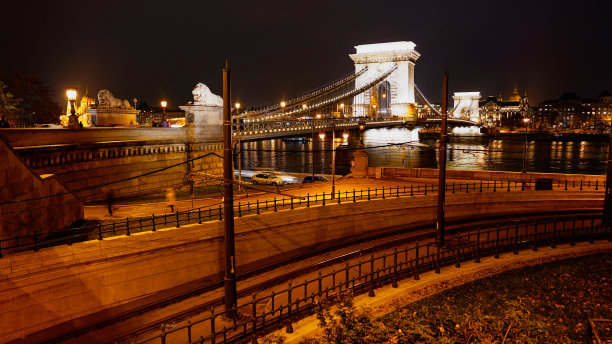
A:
97 89 133 109
192 82 223 107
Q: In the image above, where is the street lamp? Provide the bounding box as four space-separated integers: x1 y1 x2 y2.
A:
65 87 78 129
235 102 242 188
522 117 530 173
280 101 286 108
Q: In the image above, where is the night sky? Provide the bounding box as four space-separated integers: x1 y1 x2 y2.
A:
2 0 611 110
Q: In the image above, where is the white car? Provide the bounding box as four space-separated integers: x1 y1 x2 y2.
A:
251 173 286 186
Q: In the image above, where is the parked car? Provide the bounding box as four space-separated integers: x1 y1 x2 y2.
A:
302 175 329 183
251 173 286 186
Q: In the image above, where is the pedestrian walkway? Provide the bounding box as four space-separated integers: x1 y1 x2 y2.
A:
84 178 432 220
275 241 612 343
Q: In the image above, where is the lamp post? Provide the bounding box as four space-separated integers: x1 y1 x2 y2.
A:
161 100 167 125
522 117 530 173
235 102 242 188
65 88 78 129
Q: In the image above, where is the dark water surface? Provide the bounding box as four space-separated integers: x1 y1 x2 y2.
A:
235 127 609 176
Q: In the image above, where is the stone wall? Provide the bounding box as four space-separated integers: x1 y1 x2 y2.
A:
0 128 224 201
0 136 83 245
0 191 601 342
374 167 606 183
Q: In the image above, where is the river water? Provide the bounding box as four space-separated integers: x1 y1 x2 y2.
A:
236 127 609 176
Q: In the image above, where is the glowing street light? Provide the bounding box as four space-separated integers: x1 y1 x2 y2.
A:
235 102 241 111
342 131 349 140
319 132 326 140
65 87 79 128
280 101 286 108
522 117 530 173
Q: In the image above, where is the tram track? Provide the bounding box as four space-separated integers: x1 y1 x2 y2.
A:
10 208 602 344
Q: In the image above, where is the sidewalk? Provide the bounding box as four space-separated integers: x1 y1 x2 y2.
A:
84 178 432 220
275 241 612 343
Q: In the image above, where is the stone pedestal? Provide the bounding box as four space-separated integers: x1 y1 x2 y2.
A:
352 146 369 177
86 108 138 127
180 104 223 142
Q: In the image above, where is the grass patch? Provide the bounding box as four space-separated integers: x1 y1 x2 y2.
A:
294 252 611 343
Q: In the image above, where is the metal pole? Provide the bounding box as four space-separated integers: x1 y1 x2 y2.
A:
522 120 528 173
238 120 242 189
312 117 315 181
437 71 449 248
331 120 336 199
604 134 612 224
222 60 237 318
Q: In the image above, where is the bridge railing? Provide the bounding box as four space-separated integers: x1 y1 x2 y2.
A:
134 212 612 344
0 178 605 257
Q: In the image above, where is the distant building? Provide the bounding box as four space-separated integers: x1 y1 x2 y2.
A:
136 102 185 126
535 90 612 129
478 85 529 129
60 91 96 127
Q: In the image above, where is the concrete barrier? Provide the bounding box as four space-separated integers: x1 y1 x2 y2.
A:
0 191 602 342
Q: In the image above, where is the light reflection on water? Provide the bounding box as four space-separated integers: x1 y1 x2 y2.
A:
235 127 608 176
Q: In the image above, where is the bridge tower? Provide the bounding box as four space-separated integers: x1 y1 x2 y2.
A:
349 41 420 122
452 92 481 123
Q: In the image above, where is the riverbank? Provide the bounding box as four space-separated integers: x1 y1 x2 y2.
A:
419 131 610 142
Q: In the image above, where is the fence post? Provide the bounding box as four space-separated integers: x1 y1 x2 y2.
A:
274 197 278 212
435 245 441 273
251 294 258 337
533 220 538 251
466 182 469 193
480 180 483 192
410 184 413 196
198 208 202 224
565 179 568 191
126 218 131 236
452 182 455 194
368 254 376 297
475 227 481 263
507 181 510 192
396 186 400 198
322 192 326 206
595 180 598 190
353 189 356 203
414 243 420 280
551 217 557 248
286 282 294 333
571 216 576 246
306 194 310 208
580 179 583 190
219 205 223 221
160 325 166 344
368 188 370 200
495 224 500 258
392 248 398 288
338 191 341 204
424 185 427 196
290 197 294 210
98 222 103 240
176 211 180 227
514 224 519 255
238 202 242 217
493 180 496 192
210 308 216 344
382 186 385 199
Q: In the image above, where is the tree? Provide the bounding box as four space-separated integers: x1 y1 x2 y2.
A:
0 70 63 126
0 81 23 126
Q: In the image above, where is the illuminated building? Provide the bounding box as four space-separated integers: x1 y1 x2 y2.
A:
60 90 96 127
479 85 529 129
536 90 612 130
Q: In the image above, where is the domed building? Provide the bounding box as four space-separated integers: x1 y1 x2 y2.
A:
60 89 97 127
479 85 529 129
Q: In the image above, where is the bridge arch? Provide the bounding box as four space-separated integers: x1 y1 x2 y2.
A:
350 41 420 121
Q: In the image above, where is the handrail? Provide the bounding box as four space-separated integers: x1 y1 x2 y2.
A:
0 178 604 257
135 212 611 343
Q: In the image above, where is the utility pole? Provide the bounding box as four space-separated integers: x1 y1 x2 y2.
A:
222 60 237 319
437 71 449 248
605 133 612 224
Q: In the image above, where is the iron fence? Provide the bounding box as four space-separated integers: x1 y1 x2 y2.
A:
0 178 605 257
134 212 611 344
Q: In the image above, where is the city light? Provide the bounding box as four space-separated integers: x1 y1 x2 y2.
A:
280 101 286 108
161 100 167 108
65 88 77 101
319 132 325 139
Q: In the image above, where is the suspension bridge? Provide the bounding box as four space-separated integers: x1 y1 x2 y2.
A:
232 41 482 141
